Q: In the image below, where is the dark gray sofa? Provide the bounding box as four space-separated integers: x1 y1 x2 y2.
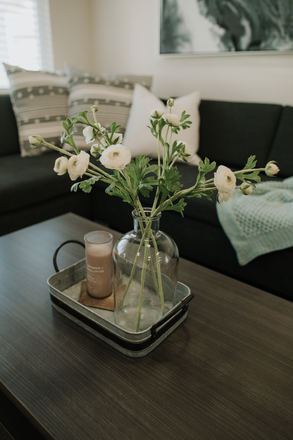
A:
1 93 292 302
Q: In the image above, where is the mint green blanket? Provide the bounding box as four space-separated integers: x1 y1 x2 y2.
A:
216 176 293 265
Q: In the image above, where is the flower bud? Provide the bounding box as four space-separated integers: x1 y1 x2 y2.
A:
150 109 163 119
91 105 99 112
265 162 280 176
29 135 43 147
240 181 253 195
167 98 174 107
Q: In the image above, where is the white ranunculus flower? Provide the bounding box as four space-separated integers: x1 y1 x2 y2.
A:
68 151 90 181
83 126 95 144
150 109 163 119
100 145 131 170
163 113 180 126
53 156 68 175
214 165 236 193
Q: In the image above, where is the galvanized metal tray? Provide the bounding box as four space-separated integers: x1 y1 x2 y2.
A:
47 259 194 357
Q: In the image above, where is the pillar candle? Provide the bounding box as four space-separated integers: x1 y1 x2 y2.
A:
84 231 113 298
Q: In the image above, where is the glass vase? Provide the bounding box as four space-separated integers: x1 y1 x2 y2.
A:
113 208 179 332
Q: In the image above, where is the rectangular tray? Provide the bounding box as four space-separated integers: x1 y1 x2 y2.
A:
47 259 194 357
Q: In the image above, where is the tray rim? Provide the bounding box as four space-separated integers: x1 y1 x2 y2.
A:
47 259 194 357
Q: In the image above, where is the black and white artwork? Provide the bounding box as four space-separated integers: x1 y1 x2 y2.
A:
159 0 293 55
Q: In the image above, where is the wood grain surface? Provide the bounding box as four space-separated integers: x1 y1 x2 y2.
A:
0 213 293 440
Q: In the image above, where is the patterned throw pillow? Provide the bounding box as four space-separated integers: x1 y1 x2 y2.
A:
3 63 68 157
66 65 152 150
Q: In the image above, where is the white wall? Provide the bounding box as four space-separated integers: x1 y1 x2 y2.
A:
49 0 293 105
90 0 293 106
49 0 94 71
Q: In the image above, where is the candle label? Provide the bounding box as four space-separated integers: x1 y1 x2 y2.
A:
87 264 104 274
86 253 113 298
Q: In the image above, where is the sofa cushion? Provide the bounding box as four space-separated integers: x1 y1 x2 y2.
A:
0 152 74 215
0 95 20 156
267 106 293 178
123 84 201 165
66 65 152 150
198 100 283 169
3 63 68 158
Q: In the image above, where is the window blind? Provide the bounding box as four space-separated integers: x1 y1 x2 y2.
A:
0 0 54 89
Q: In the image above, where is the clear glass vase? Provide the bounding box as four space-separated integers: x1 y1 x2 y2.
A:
113 208 179 332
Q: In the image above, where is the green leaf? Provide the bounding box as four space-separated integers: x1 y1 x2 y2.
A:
180 110 191 122
138 183 153 197
70 176 100 194
159 166 182 196
236 170 261 183
110 121 122 136
198 158 216 174
243 155 257 170
71 182 80 192
160 198 187 216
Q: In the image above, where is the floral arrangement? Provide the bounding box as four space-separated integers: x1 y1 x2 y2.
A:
29 99 279 214
29 99 279 331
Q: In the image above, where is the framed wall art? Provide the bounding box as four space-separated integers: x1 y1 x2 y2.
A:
159 0 293 56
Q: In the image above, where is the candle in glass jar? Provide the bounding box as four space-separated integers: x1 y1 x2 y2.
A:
84 231 114 298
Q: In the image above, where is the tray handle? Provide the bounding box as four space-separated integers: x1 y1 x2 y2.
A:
150 292 194 340
53 240 85 273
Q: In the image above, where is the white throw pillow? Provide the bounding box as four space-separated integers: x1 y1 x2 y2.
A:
123 84 201 165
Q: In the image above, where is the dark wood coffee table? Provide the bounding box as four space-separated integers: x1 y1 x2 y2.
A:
1 213 293 440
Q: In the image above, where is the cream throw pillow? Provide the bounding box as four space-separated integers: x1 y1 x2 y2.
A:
123 84 201 165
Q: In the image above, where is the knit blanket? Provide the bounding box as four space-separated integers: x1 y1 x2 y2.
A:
216 176 293 265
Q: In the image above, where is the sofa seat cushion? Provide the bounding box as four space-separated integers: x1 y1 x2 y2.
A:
0 152 74 214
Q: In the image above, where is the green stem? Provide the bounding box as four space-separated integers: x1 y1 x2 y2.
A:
150 230 164 316
157 134 161 178
41 139 74 157
234 167 265 175
119 225 150 309
133 205 161 300
90 109 110 146
136 235 149 332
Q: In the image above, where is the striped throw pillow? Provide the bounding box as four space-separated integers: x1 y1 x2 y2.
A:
66 65 152 150
3 63 68 157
